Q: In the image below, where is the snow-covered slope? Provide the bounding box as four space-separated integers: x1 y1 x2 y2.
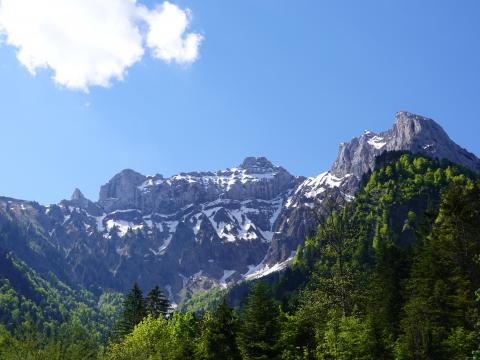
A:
2 157 303 302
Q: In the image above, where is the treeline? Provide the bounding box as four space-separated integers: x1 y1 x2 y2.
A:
1 152 480 359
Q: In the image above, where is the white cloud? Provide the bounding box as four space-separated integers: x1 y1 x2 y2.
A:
143 2 203 64
0 0 203 91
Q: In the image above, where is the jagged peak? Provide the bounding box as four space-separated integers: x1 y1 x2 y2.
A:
239 156 276 173
71 188 86 201
394 111 442 129
113 168 145 179
331 111 480 178
104 169 147 188
392 111 453 144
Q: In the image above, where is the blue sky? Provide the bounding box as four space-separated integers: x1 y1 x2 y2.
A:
0 0 479 204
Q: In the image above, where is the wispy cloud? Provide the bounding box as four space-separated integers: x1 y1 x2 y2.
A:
0 0 203 91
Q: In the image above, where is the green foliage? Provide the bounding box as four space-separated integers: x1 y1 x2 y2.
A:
237 281 280 360
197 298 241 360
0 250 123 345
104 312 199 360
113 283 147 340
0 317 99 359
396 184 480 359
180 286 226 314
103 315 170 360
269 152 480 359
145 286 170 319
317 313 377 360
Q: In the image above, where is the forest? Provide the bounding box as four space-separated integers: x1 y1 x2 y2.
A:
1 152 480 359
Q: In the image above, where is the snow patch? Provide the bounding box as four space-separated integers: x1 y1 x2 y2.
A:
297 172 348 199
106 219 142 237
367 135 387 149
95 214 106 232
156 220 179 254
244 252 295 280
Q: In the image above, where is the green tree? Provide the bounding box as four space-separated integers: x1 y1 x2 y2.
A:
317 312 376 360
313 208 365 318
198 298 241 360
104 315 170 360
164 312 199 360
114 283 146 340
238 281 280 360
145 286 170 319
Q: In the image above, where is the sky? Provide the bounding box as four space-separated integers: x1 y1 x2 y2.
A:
0 0 479 205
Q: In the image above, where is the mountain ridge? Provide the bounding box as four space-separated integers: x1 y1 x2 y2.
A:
0 111 478 304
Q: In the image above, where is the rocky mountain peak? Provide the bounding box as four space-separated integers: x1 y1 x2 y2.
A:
331 112 480 178
390 111 449 148
390 112 480 172
98 169 146 211
240 156 276 174
64 187 103 215
394 110 435 124
71 188 86 201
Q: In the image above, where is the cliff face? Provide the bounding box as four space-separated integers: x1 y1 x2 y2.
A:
0 157 303 303
331 112 480 178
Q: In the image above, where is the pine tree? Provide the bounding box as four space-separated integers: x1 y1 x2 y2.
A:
145 286 170 319
201 297 241 360
114 283 146 340
238 281 280 360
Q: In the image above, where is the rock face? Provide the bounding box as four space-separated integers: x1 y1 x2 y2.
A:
0 112 478 303
0 157 304 303
99 169 147 212
331 112 480 178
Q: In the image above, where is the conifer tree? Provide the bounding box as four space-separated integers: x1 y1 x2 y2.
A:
238 281 280 360
114 282 146 339
201 297 241 360
145 286 170 319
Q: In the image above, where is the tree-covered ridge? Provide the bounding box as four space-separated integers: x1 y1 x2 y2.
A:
0 249 124 352
292 152 477 283
280 152 480 358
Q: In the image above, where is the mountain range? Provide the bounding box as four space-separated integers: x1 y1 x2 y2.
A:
1 111 479 304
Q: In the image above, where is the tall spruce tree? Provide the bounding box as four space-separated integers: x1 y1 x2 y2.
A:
145 286 170 319
201 297 241 360
238 281 280 360
114 283 146 339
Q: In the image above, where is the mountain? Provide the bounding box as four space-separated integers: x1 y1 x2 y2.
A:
0 157 304 303
264 111 480 265
0 111 478 305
